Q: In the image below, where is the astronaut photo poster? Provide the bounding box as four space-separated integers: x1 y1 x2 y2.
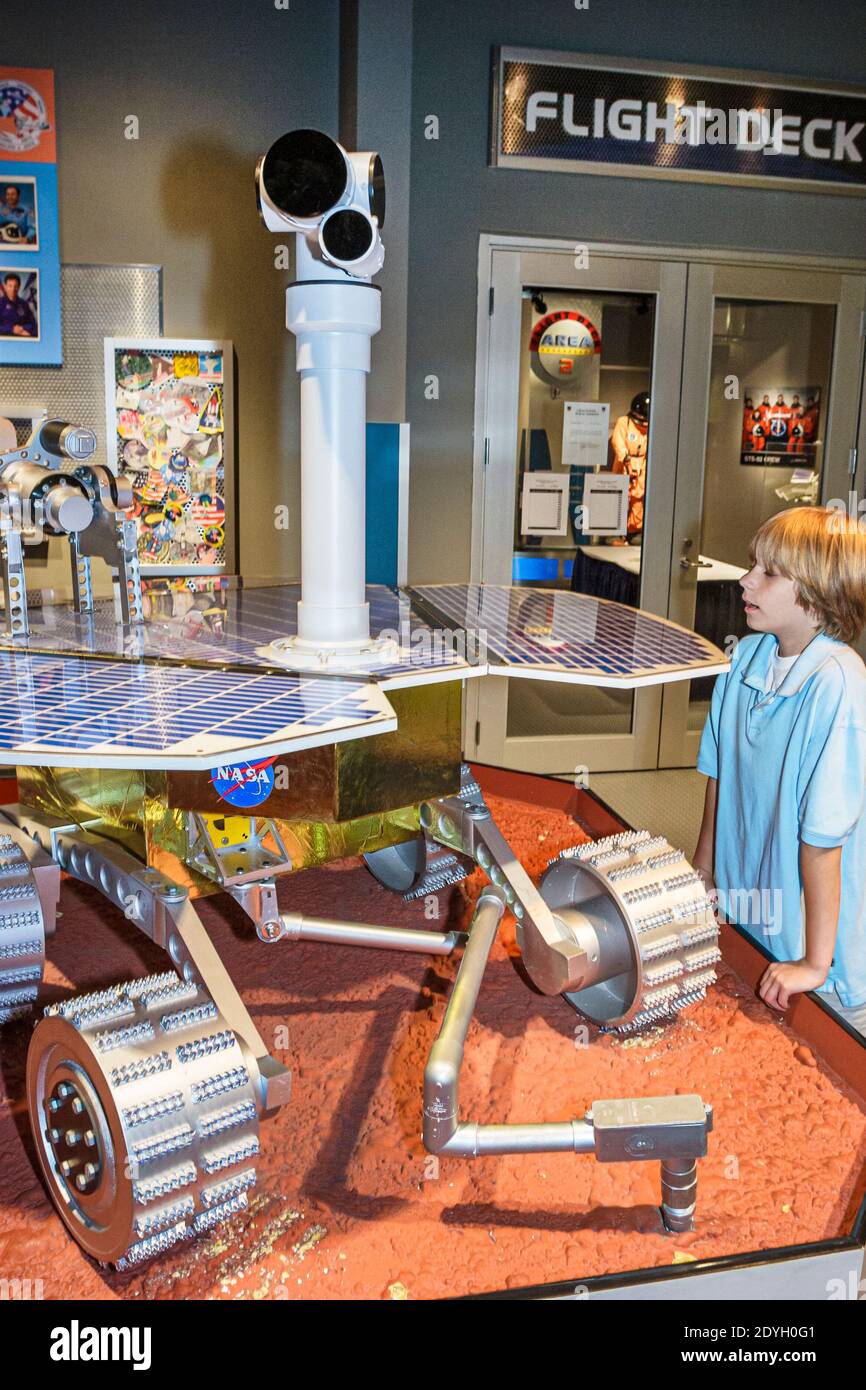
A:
0 66 62 364
741 386 821 466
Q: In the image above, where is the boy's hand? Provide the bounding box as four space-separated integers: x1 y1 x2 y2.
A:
758 958 827 1012
693 864 715 893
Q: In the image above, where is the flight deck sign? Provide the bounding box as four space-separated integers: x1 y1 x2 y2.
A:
491 49 866 195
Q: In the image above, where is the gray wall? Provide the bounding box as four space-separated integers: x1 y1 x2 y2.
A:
5 0 866 591
345 0 414 425
0 0 340 584
405 0 866 583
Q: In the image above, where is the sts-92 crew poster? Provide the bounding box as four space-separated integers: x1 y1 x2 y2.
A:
741 386 820 466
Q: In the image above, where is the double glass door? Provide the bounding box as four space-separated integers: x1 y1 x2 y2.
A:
467 242 866 774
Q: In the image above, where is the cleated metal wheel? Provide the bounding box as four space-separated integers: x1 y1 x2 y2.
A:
540 830 720 1032
0 833 47 1025
363 831 471 900
27 971 261 1268
364 764 479 900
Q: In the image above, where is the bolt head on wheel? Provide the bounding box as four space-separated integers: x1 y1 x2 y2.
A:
28 1014 134 1264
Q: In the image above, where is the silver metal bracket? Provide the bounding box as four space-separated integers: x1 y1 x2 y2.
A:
69 466 142 624
421 790 588 995
228 878 283 942
69 503 142 625
69 531 94 614
187 812 293 887
0 524 30 638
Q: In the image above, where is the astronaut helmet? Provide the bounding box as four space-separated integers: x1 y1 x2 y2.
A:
628 391 650 425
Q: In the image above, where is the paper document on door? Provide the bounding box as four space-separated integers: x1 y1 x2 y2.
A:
562 401 610 469
521 472 569 536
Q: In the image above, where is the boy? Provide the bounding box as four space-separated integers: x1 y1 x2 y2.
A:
693 506 866 1032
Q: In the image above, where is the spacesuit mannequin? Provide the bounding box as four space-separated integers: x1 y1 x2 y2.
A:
609 391 649 544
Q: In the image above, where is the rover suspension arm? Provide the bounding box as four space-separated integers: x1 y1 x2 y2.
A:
0 804 291 1113
420 884 710 1232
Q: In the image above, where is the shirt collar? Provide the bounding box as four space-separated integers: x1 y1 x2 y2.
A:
739 630 837 696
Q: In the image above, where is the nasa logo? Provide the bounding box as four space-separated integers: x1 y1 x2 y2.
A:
210 758 277 808
529 310 601 384
0 79 50 154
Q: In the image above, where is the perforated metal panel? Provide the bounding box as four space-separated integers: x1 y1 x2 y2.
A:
0 263 162 467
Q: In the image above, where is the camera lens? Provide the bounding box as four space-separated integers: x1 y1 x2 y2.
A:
320 209 374 263
368 154 385 227
261 129 348 219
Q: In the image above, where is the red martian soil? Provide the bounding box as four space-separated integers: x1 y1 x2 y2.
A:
1 790 865 1301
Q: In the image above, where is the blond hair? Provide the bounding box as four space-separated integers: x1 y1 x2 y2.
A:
749 506 866 644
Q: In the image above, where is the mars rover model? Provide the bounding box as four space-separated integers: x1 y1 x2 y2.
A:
0 130 727 1270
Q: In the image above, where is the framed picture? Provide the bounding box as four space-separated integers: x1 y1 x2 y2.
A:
0 265 39 341
740 385 821 467
0 68 61 365
0 175 38 249
104 337 234 576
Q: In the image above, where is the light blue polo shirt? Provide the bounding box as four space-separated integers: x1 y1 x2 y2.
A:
697 630 866 1007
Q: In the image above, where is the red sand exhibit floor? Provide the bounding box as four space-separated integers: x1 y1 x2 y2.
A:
1 784 865 1300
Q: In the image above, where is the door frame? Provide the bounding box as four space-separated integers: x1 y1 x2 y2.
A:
467 234 866 771
659 260 866 766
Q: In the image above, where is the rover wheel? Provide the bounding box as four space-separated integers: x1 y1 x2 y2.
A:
0 833 47 1025
363 765 480 900
541 829 721 1031
364 832 471 900
27 971 260 1267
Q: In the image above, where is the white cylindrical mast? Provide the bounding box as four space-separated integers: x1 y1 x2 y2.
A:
287 269 380 649
254 131 392 670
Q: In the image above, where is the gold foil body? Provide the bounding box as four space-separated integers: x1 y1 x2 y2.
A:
15 681 462 895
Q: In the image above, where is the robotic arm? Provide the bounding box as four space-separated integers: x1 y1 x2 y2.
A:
0 417 143 636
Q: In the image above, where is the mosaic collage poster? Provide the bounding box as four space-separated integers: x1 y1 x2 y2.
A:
105 339 230 573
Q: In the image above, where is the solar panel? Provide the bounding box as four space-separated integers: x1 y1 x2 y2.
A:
0 583 728 731
0 650 396 771
408 585 729 688
7 584 480 688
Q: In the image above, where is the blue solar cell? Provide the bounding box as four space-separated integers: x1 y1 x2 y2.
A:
2 584 475 682
408 584 726 684
0 651 393 769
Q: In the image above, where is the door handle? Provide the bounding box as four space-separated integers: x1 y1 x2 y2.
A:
679 538 711 570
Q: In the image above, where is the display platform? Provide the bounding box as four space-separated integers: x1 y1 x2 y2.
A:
0 766 861 1302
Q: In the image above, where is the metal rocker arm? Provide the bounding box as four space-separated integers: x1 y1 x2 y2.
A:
421 884 710 1231
0 804 291 1114
421 791 588 995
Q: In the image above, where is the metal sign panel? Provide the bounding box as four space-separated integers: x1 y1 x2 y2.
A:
491 48 866 195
